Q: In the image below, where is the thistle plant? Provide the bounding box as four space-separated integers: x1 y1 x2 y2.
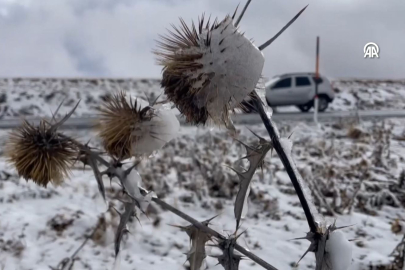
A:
97 91 180 159
5 102 80 187
4 1 354 270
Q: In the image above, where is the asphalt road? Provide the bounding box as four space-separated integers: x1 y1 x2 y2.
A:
0 110 405 129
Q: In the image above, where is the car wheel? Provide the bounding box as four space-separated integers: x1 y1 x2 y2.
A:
318 96 329 112
298 104 312 112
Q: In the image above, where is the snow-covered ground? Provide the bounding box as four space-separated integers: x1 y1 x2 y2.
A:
0 78 405 118
1 116 405 270
0 78 162 119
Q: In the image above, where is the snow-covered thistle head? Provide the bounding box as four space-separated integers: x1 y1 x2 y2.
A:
5 120 77 187
155 13 263 128
97 91 180 160
154 1 307 129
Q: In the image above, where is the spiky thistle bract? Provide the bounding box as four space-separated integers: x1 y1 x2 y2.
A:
154 1 308 130
97 91 180 160
97 91 155 160
5 120 78 187
154 11 264 129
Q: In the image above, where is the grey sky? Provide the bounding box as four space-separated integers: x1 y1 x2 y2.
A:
0 0 404 79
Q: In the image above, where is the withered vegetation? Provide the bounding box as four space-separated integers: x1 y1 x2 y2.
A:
97 91 154 160
5 120 77 187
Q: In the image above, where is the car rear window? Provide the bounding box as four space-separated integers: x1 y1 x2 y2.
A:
272 78 291 89
295 76 311 86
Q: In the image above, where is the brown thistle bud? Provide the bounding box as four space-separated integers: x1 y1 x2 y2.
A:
97 91 179 160
5 120 78 187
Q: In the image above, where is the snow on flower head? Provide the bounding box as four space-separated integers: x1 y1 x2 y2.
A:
154 10 264 129
97 91 180 160
154 2 307 131
5 120 78 187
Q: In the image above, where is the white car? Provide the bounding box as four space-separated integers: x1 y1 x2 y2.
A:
264 72 335 112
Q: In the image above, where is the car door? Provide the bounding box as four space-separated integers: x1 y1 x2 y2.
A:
291 76 313 105
266 77 292 106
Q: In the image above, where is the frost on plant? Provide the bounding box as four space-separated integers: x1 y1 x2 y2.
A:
293 221 353 270
154 0 306 131
154 14 264 131
97 91 180 160
115 165 155 214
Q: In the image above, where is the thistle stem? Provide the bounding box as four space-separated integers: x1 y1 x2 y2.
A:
75 145 278 270
251 92 317 233
152 197 278 270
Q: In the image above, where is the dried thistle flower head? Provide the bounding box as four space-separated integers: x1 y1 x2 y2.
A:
5 120 77 187
155 14 263 128
154 1 307 129
97 91 179 160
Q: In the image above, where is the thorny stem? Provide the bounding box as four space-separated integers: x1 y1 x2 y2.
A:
54 103 277 269
73 141 278 270
251 92 317 233
152 198 278 270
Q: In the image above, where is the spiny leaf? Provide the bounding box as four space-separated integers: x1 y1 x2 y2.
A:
175 217 217 270
233 137 272 229
114 201 136 257
212 236 244 270
87 154 106 202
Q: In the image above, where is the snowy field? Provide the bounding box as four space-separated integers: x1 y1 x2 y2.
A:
0 78 405 118
1 78 405 270
1 115 405 270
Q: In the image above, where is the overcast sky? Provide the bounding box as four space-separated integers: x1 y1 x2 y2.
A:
0 0 404 80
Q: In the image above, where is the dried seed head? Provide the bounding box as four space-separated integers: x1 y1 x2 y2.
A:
154 12 264 127
97 91 152 160
5 120 77 187
155 3 308 129
97 91 179 160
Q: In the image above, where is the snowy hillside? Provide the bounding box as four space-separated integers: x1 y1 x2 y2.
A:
0 78 163 119
1 117 405 270
0 78 405 118
330 79 405 111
